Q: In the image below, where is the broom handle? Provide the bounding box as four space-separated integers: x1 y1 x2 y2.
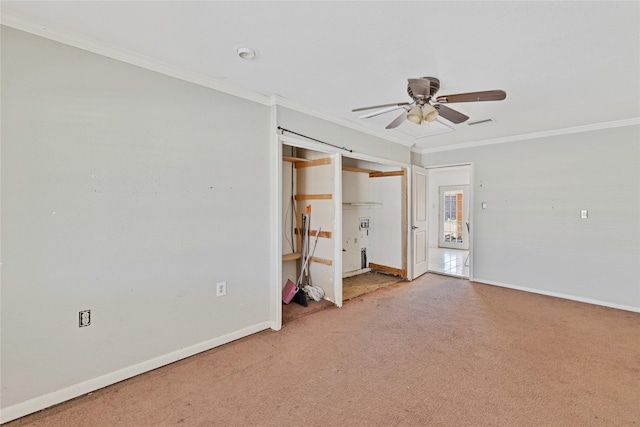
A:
297 213 309 286
297 225 321 287
304 226 322 275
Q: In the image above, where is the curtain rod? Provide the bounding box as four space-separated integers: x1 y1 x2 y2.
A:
277 126 353 153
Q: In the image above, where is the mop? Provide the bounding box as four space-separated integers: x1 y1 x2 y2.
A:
302 226 325 302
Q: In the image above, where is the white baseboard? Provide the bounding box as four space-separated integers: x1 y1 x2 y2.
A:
0 321 272 424
473 278 640 313
270 320 282 331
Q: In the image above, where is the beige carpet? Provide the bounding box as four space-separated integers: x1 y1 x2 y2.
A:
7 274 640 426
282 297 335 324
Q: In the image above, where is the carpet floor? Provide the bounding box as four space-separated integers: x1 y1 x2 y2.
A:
6 274 640 426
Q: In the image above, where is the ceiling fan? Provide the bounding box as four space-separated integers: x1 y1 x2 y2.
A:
352 77 506 129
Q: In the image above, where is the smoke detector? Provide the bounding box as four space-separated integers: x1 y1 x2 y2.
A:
236 46 257 60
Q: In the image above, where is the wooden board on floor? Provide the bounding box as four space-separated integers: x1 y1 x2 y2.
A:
368 262 406 278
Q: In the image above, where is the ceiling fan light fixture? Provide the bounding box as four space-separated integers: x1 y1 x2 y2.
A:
422 104 438 122
407 106 423 124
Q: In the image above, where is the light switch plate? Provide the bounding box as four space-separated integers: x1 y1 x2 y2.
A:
581 209 588 219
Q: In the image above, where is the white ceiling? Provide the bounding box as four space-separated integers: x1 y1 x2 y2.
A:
2 1 639 152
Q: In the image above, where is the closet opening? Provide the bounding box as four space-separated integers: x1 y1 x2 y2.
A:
341 157 407 301
279 139 410 324
281 145 339 323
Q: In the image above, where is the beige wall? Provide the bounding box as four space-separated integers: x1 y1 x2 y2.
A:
421 125 640 310
1 26 272 416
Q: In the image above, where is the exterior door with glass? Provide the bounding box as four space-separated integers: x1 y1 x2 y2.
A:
438 185 469 250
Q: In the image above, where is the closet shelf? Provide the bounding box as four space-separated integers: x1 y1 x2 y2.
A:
282 252 301 262
282 156 310 163
342 166 381 174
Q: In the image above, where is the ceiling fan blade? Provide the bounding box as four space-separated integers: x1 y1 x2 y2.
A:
436 90 506 104
435 104 469 124
352 102 410 112
359 105 409 119
385 111 407 129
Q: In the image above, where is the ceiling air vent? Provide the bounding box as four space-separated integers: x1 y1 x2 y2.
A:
466 118 495 126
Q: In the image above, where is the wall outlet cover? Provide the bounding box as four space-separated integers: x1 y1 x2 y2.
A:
216 281 227 297
79 310 91 327
359 217 370 229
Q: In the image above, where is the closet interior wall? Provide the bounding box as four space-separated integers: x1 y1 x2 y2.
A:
342 158 406 281
282 146 337 304
282 145 298 291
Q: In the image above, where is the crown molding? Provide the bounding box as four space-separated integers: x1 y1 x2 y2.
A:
270 95 415 148
419 118 640 154
0 12 271 106
1 12 415 149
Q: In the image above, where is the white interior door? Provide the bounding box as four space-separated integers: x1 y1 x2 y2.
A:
332 153 343 308
438 185 469 250
412 166 429 279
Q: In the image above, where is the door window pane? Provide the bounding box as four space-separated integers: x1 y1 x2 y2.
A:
443 190 463 243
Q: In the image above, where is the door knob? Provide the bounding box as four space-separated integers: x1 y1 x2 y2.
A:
411 226 418 230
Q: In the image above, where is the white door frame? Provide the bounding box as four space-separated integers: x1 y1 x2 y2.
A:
425 163 474 280
269 107 282 330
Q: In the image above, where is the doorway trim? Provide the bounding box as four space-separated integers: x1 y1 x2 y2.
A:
273 133 412 327
424 162 474 280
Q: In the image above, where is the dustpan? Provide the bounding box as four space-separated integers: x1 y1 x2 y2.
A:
282 279 298 304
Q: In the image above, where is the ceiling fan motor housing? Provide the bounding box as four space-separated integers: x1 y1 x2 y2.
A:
407 77 440 103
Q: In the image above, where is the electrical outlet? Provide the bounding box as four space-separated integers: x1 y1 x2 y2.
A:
216 281 227 297
79 310 91 327
359 217 370 230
